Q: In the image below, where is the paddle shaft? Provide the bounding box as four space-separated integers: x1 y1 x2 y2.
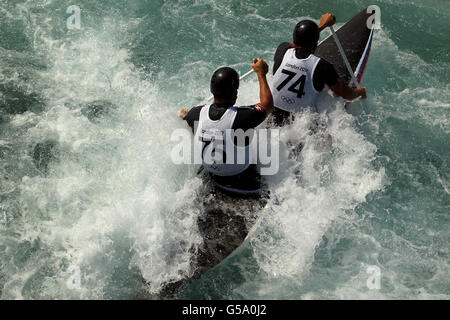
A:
329 26 360 88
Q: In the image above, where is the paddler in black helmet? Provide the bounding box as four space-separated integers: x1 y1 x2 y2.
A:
271 13 367 126
179 58 274 196
151 59 273 299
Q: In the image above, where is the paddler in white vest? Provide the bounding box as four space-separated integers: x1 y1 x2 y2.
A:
271 13 367 126
179 58 274 196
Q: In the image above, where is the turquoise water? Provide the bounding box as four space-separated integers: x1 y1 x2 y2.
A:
0 0 449 299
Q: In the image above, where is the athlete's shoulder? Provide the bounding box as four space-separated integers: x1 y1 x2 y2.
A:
274 43 295 75
315 57 338 77
189 104 207 113
275 42 292 57
312 58 339 90
277 42 292 50
233 104 267 131
184 105 205 122
315 56 333 68
236 103 266 113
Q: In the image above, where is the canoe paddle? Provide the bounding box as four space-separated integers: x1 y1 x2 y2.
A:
329 25 366 108
329 26 361 89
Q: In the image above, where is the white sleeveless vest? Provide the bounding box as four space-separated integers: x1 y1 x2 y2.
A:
271 48 321 112
194 105 251 176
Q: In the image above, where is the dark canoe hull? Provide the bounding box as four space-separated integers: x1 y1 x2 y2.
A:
316 8 375 86
135 184 266 299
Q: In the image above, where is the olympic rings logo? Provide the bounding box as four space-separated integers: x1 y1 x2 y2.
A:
281 96 295 104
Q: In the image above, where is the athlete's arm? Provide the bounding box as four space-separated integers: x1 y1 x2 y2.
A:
252 58 274 115
273 42 291 75
315 59 367 100
318 13 336 32
181 106 203 133
329 81 367 100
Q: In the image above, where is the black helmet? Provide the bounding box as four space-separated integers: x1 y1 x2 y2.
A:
210 67 239 99
293 20 320 47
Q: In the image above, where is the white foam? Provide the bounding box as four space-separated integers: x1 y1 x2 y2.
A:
1 9 204 299
245 109 384 283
